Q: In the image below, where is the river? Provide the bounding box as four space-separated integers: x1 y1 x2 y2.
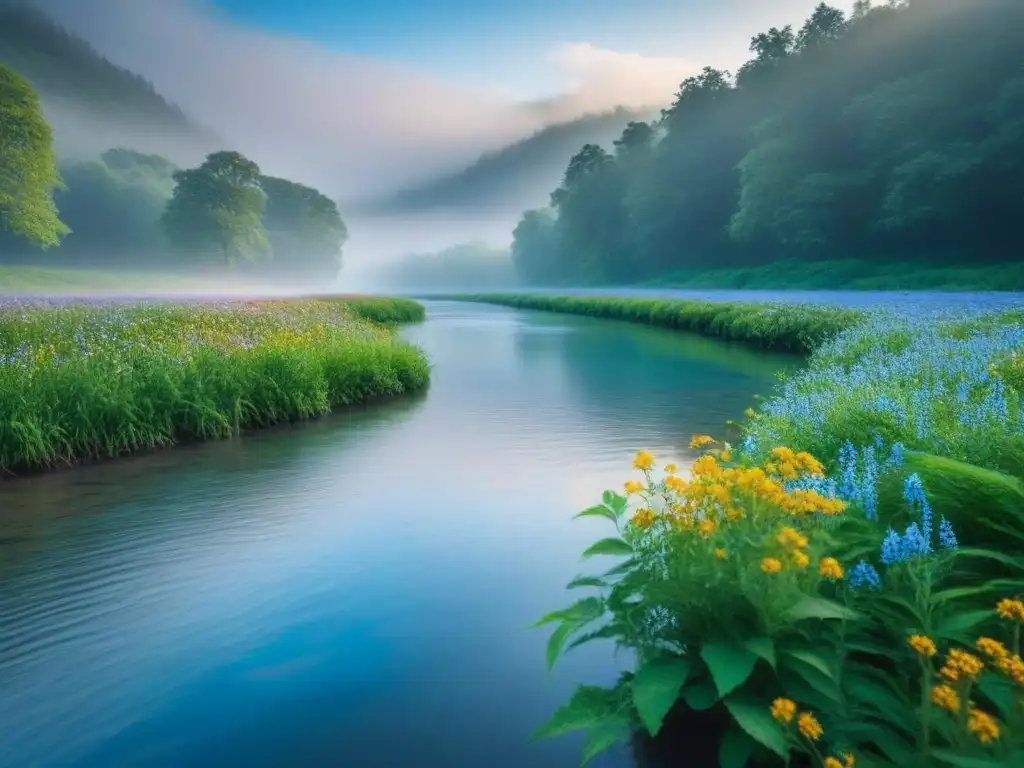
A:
0 301 799 768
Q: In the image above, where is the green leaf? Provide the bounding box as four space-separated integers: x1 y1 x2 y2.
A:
744 637 775 669
533 685 621 740
934 610 996 640
602 490 627 516
702 642 759 698
779 655 843 706
580 717 629 766
574 505 619 525
683 677 720 711
547 622 578 671
566 575 608 590
533 597 605 628
567 623 622 652
930 750 1003 768
631 656 691 735
723 696 787 758
781 649 835 681
718 726 754 768
581 537 634 559
784 596 859 622
975 674 1015 719
602 558 637 577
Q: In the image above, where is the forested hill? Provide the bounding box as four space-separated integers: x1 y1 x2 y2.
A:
361 107 658 215
0 2 207 140
510 0 1024 287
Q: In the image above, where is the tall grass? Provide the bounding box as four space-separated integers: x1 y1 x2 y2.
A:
314 295 427 324
436 294 863 353
0 297 429 474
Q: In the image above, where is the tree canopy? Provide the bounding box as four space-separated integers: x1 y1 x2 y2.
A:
0 63 68 248
512 0 1024 286
260 175 347 281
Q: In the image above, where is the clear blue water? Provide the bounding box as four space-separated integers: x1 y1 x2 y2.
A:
0 301 798 768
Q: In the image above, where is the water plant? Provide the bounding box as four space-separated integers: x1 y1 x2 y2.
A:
0 296 429 473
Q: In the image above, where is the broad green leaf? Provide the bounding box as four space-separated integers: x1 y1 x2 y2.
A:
785 596 859 622
533 685 621 740
601 558 638 578
934 610 996 640
582 537 634 559
930 585 999 605
702 642 759 698
574 505 619 525
547 622 578 671
954 547 1024 572
845 722 914 763
683 678 719 711
781 649 835 681
930 750 1003 768
723 696 787 758
632 656 691 735
580 717 629 766
602 490 628 516
975 674 1015 719
718 726 754 768
744 637 775 669
779 655 843 706
566 575 608 590
533 597 605 628
568 623 622 652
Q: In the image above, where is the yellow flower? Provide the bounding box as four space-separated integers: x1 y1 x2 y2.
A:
791 550 810 569
631 508 656 529
818 557 844 580
996 598 1024 623
719 449 732 462
715 548 727 559
797 711 823 741
761 557 782 574
632 451 655 471
665 475 688 493
841 754 855 768
967 707 1000 744
663 463 677 475
908 635 937 658
770 698 796 723
976 637 1008 660
689 434 715 449
824 759 843 768
930 684 961 712
995 654 1024 686
624 480 644 495
698 519 718 538
948 649 985 679
776 526 808 550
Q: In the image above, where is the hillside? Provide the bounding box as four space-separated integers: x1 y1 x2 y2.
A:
0 2 209 142
361 106 659 215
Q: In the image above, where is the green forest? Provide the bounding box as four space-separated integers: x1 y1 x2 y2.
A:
511 0 1024 287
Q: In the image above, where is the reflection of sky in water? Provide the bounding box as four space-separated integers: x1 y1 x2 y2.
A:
0 301 788 768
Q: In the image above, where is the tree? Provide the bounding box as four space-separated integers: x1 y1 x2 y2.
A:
0 64 69 248
161 150 269 266
260 175 347 281
796 4 847 51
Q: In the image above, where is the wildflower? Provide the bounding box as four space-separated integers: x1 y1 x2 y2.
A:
995 654 1024 686
791 550 810 569
663 463 677 475
715 548 727 560
665 475 687 493
996 598 1024 623
841 754 855 768
797 711 823 741
938 517 958 550
818 557 844 580
698 519 717 538
940 649 984 682
770 698 796 723
719 449 732 462
967 707 1000 744
776 526 808 550
761 557 783 574
976 637 1008 660
908 635 937 658
847 560 882 591
930 684 961 713
631 508 656 529
689 435 715 449
624 480 644 495
632 451 655 471
824 759 843 768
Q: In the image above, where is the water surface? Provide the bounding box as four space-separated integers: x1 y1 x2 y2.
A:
0 301 799 767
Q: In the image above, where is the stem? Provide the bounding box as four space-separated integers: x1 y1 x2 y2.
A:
919 662 932 755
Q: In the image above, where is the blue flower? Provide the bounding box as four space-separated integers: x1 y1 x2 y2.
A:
938 517 958 550
881 528 903 565
848 560 882 591
903 473 933 550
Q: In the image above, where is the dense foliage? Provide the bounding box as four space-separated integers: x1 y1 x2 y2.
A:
0 63 68 248
537 308 1024 766
0 297 429 473
511 0 1024 286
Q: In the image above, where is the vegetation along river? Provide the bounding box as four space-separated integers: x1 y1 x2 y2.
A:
0 300 801 768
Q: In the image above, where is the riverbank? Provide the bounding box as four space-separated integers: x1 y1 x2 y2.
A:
643 259 1024 292
431 294 864 353
537 304 1024 765
0 296 429 475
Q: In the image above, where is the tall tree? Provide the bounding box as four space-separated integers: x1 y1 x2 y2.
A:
161 151 269 266
0 64 69 248
260 175 347 281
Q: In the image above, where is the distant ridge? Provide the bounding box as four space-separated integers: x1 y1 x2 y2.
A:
359 106 660 215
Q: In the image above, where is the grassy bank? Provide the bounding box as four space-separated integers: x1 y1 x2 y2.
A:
0 297 429 475
0 265 214 294
315 295 426 324
538 306 1024 766
645 259 1024 292
437 294 863 353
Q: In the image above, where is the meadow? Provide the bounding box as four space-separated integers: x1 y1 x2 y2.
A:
0 296 429 474
523 298 1024 767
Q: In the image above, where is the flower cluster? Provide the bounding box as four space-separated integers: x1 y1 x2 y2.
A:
771 697 854 766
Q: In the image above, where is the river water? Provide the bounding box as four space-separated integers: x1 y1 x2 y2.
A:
0 301 798 768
